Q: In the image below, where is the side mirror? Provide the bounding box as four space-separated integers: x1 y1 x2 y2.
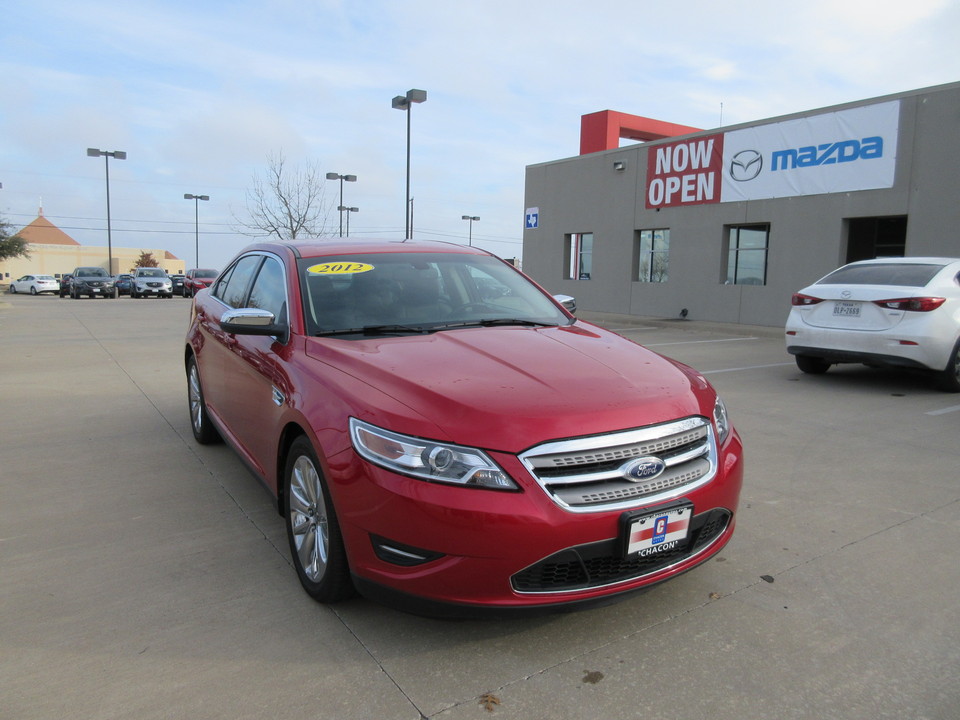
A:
220 308 289 342
553 294 577 315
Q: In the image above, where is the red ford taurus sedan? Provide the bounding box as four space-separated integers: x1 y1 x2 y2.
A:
185 239 743 615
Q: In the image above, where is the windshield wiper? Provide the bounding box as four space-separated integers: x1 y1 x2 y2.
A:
429 318 556 331
315 324 430 337
478 318 555 327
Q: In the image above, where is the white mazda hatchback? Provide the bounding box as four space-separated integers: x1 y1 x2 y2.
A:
785 257 960 392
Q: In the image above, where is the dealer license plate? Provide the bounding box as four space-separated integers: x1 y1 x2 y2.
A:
623 504 691 558
833 301 860 317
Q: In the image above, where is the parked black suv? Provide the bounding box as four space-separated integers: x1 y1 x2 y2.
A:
70 267 117 299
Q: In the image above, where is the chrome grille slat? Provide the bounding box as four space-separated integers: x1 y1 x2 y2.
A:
519 417 718 513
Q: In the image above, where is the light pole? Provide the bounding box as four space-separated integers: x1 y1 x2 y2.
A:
183 194 210 267
391 89 427 239
325 173 357 237
461 215 480 246
338 206 359 237
86 148 127 274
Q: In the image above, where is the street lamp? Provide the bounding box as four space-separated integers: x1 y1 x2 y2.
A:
86 148 127 274
183 194 210 267
461 215 480 246
391 88 427 239
325 172 357 237
338 206 359 237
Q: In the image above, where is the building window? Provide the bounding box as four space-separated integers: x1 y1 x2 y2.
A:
565 233 593 280
726 224 769 285
637 229 669 282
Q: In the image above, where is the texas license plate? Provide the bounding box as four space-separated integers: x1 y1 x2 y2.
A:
622 503 692 558
833 301 860 317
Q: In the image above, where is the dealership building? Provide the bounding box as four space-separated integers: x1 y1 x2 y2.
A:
522 81 960 327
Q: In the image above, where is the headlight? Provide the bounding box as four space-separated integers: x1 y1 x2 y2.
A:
713 396 731 445
350 418 517 490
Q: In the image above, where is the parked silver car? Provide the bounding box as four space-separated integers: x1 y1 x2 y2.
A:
131 267 173 298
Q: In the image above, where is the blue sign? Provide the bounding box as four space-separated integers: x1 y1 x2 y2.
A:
525 207 539 229
652 515 668 544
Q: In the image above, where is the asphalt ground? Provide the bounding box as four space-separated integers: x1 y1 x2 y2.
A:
2 293 958 720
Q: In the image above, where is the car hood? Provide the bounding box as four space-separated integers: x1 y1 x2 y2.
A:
304 323 711 452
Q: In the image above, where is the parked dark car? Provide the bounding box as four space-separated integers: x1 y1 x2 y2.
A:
59 275 73 298
115 274 133 296
70 267 117 299
183 268 219 298
169 274 186 296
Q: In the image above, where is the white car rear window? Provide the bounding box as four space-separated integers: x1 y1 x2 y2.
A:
818 263 944 287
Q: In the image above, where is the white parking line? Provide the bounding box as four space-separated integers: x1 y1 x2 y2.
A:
645 337 759 347
701 362 795 375
926 404 960 416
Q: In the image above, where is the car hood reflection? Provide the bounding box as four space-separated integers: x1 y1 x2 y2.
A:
304 323 707 452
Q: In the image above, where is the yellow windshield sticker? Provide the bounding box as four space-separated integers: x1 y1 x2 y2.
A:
307 262 374 275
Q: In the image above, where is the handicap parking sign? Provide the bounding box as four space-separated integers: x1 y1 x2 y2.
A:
525 207 539 229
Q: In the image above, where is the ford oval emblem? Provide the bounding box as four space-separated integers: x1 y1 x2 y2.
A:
623 456 666 483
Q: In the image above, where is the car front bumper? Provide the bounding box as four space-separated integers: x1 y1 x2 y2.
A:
330 433 744 614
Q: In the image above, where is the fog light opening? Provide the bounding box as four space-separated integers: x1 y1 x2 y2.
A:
371 535 445 567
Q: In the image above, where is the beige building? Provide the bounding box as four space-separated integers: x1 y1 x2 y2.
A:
2 209 183 282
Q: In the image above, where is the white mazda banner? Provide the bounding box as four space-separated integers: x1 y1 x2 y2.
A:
645 101 900 208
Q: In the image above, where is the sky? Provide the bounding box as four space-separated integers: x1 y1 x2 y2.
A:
2 0 959 271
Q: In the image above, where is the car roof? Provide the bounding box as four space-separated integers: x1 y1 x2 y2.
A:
237 237 492 261
845 257 960 266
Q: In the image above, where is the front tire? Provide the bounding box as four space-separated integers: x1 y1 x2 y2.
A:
284 436 352 602
9 285 16 294
187 356 221 444
796 354 830 374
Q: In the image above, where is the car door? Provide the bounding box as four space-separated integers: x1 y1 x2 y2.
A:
201 253 291 481
196 254 263 441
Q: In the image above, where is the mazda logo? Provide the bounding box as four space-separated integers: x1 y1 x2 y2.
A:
730 149 763 182
622 457 666 483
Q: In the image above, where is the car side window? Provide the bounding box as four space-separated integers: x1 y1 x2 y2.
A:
247 256 287 323
217 255 263 309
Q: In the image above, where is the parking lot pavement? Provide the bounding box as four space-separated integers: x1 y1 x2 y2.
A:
2 296 958 720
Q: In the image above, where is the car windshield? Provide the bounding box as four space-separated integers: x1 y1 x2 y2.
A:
139 268 167 278
298 252 571 336
195 269 218 278
78 268 108 277
818 262 945 288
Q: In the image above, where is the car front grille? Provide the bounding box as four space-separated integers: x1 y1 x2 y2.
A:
518 416 717 513
511 508 730 593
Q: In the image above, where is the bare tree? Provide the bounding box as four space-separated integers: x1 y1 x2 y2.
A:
235 151 334 240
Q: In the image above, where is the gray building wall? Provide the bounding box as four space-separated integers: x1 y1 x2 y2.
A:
523 81 960 327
